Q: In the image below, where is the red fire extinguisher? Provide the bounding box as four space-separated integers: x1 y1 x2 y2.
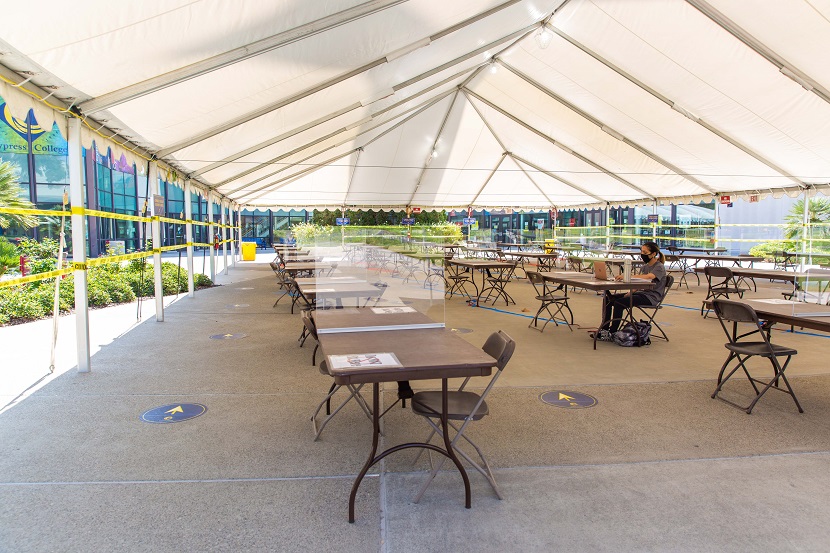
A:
214 234 220 251
19 255 28 276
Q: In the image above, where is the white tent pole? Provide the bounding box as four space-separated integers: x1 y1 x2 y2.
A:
208 192 216 281
605 204 611 249
546 24 809 189
464 88 655 201
511 154 606 204
222 202 229 275
184 179 195 298
713 198 720 251
239 205 244 257
652 201 658 241
158 12 534 157
462 90 558 206
240 91 456 203
225 88 457 196
470 155 507 206
230 205 236 267
67 118 90 373
343 149 363 206
802 188 811 271
149 163 164 322
81 0 409 115
408 91 461 204
500 61 715 194
688 0 830 106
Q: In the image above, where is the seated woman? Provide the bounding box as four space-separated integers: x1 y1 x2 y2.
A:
592 241 668 342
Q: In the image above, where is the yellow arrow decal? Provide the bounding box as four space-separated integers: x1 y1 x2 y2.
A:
558 393 575 401
165 406 184 415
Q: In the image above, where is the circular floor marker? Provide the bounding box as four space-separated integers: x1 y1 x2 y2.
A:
141 403 206 424
210 333 248 340
450 327 473 334
225 303 250 308
239 287 254 290
540 390 598 409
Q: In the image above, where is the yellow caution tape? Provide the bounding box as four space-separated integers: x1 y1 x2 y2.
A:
0 207 71 217
157 216 187 224
0 267 74 289
72 207 151 223
158 244 188 252
192 242 213 247
84 251 155 266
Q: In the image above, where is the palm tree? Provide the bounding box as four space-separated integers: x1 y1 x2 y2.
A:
784 197 830 243
0 161 37 229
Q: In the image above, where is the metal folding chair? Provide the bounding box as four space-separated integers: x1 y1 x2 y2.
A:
410 330 516 502
480 262 516 306
711 299 803 414
526 271 573 331
634 275 674 341
701 266 746 318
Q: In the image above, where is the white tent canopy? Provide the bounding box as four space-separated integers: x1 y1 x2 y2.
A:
2 0 829 210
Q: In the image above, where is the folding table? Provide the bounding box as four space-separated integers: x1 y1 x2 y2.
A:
318 326 496 522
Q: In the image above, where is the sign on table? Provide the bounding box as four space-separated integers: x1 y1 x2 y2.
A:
336 217 350 226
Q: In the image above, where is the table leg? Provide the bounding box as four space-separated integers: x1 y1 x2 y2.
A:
349 383 380 523
347 380 473 522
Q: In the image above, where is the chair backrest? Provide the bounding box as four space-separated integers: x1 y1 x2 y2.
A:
704 265 733 279
481 330 516 372
526 270 545 295
664 274 675 295
301 311 318 340
713 299 757 324
704 266 734 288
712 299 769 347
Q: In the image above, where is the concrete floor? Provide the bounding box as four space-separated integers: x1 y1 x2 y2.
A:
2 252 830 552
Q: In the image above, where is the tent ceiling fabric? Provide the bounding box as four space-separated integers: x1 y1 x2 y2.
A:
3 0 829 210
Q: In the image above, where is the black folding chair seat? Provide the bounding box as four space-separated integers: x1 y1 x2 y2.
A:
411 391 489 420
711 299 803 414
725 342 797 357
410 330 515 502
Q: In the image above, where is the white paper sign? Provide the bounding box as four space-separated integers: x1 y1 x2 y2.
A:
327 352 403 372
371 306 416 314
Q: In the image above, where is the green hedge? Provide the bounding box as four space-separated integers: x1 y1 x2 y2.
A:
0 261 213 325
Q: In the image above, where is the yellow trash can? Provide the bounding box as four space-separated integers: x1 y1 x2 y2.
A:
241 242 257 261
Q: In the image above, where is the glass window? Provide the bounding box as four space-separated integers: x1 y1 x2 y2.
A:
34 155 69 184
0 152 29 186
36 183 68 203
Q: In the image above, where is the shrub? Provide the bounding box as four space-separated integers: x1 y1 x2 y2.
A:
0 287 47 323
0 237 19 276
748 240 797 260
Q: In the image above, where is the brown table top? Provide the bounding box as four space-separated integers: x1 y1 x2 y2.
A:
743 299 830 333
449 259 517 269
283 262 332 273
676 254 761 263
283 257 320 263
320 327 496 384
315 307 440 333
297 282 381 298
693 267 809 282
503 252 559 259
295 276 365 285
540 273 655 292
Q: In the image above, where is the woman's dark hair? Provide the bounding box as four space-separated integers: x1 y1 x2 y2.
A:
642 241 665 263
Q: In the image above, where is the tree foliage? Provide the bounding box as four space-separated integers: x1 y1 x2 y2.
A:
784 198 830 241
0 161 37 229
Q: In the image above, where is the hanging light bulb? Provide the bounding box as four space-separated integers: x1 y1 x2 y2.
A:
535 26 552 49
431 148 438 158
489 61 499 74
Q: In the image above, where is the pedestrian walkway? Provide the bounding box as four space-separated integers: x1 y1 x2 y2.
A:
2 257 830 552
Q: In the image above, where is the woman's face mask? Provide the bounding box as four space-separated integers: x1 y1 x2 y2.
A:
641 252 652 263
